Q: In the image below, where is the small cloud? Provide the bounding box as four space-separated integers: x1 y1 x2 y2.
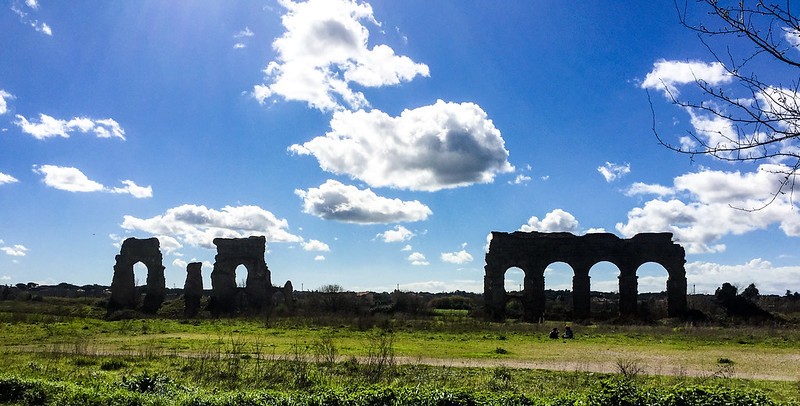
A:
508 174 531 185
624 182 674 197
15 114 125 140
32 165 151 198
233 43 246 49
295 179 431 224
401 244 412 251
441 248 473 264
520 209 579 233
407 252 429 266
597 162 631 182
641 59 732 97
234 27 254 38
376 225 414 243
0 90 15 115
0 172 19 185
172 258 187 269
314 255 326 261
302 239 330 252
1 244 28 257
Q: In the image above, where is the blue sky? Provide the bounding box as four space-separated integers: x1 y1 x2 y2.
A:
2 0 800 295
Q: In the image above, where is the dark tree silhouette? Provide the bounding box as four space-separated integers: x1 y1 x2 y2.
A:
652 1 800 206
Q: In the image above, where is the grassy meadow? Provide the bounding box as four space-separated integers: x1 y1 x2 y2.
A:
1 295 800 405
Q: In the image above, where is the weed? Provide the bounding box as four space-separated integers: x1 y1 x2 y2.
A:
615 357 645 379
493 347 508 354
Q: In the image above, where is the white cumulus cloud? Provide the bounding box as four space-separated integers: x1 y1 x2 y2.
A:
687 258 800 295
295 179 431 223
641 59 732 97
290 100 514 191
597 161 630 182
377 225 414 243
14 114 125 140
441 248 473 264
254 0 429 111
302 239 330 252
407 252 429 266
121 204 303 249
519 209 579 233
32 165 151 198
617 164 800 253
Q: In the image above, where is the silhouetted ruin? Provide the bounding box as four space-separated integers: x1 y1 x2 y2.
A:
109 237 166 313
484 231 687 322
183 262 203 317
209 236 272 314
108 235 293 316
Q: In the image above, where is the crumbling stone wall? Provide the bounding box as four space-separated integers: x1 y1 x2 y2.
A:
484 231 686 322
109 237 165 313
183 262 203 317
209 236 272 314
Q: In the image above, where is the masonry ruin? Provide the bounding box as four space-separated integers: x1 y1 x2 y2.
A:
109 235 292 316
108 237 166 313
484 231 687 322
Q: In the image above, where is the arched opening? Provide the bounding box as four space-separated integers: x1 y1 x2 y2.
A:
588 261 621 320
504 266 525 294
234 264 248 310
503 266 525 319
133 261 148 306
544 262 573 320
636 262 670 320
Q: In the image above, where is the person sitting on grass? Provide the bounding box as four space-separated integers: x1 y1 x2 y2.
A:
548 328 559 339
563 326 573 339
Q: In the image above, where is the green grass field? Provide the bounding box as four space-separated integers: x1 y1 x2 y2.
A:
2 297 800 405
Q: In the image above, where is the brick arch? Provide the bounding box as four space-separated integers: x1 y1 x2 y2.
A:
109 237 165 313
484 231 686 322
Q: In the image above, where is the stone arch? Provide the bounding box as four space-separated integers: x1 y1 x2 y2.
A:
543 261 575 320
484 231 686 322
109 237 165 314
209 236 272 314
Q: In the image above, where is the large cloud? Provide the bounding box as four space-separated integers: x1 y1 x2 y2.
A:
290 101 514 191
618 164 800 253
519 209 579 233
254 0 429 111
0 90 14 115
295 179 431 223
641 59 732 97
14 114 125 140
121 204 303 249
32 165 152 198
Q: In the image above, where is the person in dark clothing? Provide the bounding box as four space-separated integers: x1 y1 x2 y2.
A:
563 326 574 339
548 328 559 339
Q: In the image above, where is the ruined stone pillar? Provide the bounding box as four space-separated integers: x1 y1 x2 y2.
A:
141 263 166 314
666 266 687 317
483 265 506 321
184 262 203 317
572 269 591 320
524 268 545 322
109 257 136 310
283 280 294 310
618 271 638 316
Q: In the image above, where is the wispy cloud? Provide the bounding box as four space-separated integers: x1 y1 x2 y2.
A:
14 114 126 140
32 165 151 198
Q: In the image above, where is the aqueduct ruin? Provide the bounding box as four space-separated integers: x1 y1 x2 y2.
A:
109 235 292 315
484 231 687 322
